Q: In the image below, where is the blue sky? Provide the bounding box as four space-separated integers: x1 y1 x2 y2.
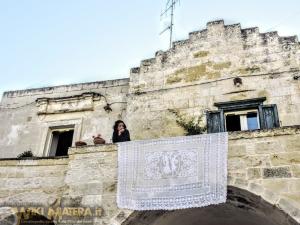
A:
0 0 299 98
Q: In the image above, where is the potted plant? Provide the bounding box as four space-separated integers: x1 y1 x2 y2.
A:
92 134 106 145
75 141 87 147
17 150 34 159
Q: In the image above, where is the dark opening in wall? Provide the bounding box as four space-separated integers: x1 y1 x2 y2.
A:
19 213 55 225
225 110 260 132
49 128 74 156
226 114 241 131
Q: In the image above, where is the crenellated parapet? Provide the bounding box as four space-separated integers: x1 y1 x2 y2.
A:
126 20 300 140
130 19 300 89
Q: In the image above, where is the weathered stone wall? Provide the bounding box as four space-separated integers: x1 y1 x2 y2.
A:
0 19 299 224
63 144 128 225
227 126 300 223
0 157 68 207
0 79 129 158
1 20 299 157
126 20 300 140
0 127 299 224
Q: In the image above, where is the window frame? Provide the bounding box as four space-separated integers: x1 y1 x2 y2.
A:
224 109 260 131
214 97 266 111
48 126 75 156
207 97 280 133
39 118 82 156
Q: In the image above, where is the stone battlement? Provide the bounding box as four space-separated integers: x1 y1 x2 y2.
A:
131 19 300 75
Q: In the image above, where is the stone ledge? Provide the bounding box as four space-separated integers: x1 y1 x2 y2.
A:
2 78 130 98
68 144 117 155
0 156 69 166
1 126 298 163
68 126 300 157
228 125 300 140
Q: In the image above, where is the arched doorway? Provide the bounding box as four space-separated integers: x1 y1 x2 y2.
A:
122 186 299 225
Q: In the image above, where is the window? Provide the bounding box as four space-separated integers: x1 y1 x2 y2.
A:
225 109 260 131
206 97 280 133
48 126 74 156
40 119 82 157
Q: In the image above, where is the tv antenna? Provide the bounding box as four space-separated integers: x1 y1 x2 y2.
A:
160 0 180 48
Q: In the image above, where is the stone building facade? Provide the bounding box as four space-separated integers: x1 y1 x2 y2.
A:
0 20 300 224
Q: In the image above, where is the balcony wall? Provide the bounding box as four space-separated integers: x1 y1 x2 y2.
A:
0 126 299 224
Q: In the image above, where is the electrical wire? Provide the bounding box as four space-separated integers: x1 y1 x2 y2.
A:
0 92 127 111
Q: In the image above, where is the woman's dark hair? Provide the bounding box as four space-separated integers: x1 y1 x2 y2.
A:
112 120 130 143
113 120 127 132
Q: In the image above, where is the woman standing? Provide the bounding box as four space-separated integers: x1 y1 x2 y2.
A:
112 120 131 143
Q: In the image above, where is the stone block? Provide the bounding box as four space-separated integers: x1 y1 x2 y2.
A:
281 193 300 208
292 165 300 178
61 196 83 207
263 167 292 178
228 157 246 170
289 180 300 193
262 189 280 205
244 155 271 167
234 178 248 188
262 180 289 193
255 141 285 154
247 168 262 179
81 195 102 207
284 137 300 152
228 171 246 179
0 191 58 207
0 190 9 198
0 170 8 178
248 182 264 195
271 152 300 166
67 183 103 196
228 145 247 157
103 181 117 194
101 195 118 219
227 176 235 185
3 177 65 190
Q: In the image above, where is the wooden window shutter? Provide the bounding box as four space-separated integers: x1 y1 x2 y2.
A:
206 110 225 133
258 104 280 129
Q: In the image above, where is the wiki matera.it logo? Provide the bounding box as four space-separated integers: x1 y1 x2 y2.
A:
0 206 103 225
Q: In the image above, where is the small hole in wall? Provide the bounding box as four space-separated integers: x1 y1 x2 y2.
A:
104 104 112 113
27 117 32 122
233 77 243 87
293 75 300 80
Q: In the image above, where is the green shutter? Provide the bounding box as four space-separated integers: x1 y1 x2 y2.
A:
258 104 280 129
206 110 225 133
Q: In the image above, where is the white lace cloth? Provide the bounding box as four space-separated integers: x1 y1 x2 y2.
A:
117 132 228 210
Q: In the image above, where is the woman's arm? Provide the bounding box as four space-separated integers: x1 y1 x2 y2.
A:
126 129 131 141
112 132 117 143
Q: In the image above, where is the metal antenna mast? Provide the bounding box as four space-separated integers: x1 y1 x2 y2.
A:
160 0 180 48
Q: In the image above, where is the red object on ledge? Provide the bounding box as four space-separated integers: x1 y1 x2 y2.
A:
92 134 106 145
75 141 87 147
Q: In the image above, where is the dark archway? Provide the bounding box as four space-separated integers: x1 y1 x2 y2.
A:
122 186 299 225
0 212 55 225
18 213 55 225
